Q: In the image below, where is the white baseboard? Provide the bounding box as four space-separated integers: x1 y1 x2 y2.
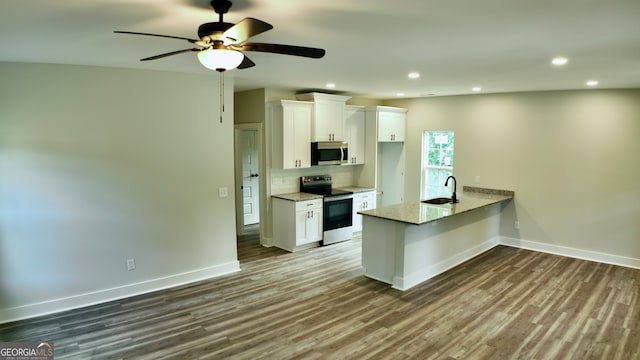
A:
0 261 240 324
392 237 501 291
500 237 640 269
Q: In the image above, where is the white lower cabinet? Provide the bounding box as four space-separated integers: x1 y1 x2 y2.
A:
352 190 377 233
273 198 323 252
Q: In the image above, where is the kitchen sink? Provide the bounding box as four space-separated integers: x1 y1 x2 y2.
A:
422 197 452 205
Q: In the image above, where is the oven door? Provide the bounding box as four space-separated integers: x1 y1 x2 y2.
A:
323 195 353 231
322 195 353 245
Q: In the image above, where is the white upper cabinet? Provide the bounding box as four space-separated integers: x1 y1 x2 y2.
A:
296 92 351 142
268 100 312 169
373 107 407 142
345 105 366 165
378 110 406 142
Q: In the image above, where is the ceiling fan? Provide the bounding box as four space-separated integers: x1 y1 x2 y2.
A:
115 0 326 72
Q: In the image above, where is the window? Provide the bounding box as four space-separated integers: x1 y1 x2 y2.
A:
421 131 454 199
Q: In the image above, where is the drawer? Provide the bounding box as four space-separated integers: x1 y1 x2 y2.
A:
295 199 323 211
354 191 375 201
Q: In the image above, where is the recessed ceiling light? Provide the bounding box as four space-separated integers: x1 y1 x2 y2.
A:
325 83 336 89
586 80 599 87
472 87 482 92
551 57 568 66
408 72 420 79
396 92 405 97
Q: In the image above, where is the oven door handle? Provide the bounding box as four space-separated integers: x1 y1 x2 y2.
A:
324 194 353 202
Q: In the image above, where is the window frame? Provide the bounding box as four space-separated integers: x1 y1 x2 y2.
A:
421 130 455 199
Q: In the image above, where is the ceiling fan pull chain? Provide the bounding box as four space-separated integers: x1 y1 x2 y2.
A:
219 71 224 123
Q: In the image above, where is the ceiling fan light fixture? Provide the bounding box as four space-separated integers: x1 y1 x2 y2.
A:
198 48 244 71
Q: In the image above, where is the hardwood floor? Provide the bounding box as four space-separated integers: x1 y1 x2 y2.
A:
1 230 639 359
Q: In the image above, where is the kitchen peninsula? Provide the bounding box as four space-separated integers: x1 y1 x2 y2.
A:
359 186 514 290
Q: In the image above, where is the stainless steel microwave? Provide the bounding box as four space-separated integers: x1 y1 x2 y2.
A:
311 141 348 166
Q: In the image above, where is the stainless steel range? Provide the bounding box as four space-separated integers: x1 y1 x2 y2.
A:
300 175 353 245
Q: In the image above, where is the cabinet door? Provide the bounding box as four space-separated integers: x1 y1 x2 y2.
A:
352 191 376 232
378 111 405 142
307 208 323 243
296 208 323 245
312 101 346 142
345 107 366 165
282 103 311 168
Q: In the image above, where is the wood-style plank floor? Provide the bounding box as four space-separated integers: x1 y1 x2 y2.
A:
1 228 639 359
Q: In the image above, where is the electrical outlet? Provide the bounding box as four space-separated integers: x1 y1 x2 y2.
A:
126 258 136 271
475 176 481 184
218 187 228 198
514 221 520 230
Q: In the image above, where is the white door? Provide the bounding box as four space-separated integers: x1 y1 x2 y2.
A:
240 130 260 225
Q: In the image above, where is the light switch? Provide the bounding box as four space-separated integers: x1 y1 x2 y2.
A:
219 187 229 198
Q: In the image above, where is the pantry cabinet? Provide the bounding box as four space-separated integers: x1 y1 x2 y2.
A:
268 100 312 169
356 106 408 206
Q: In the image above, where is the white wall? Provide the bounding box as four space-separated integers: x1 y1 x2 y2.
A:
0 63 239 322
385 89 640 263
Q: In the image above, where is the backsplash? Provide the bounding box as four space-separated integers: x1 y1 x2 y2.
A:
270 165 356 195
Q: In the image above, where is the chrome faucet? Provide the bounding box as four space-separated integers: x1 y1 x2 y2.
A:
444 175 458 203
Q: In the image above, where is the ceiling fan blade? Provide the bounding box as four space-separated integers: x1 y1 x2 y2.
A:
140 48 200 61
238 55 256 69
239 43 325 59
222 17 273 44
114 31 199 44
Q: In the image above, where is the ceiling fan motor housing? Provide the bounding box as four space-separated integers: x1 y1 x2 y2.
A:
198 22 234 40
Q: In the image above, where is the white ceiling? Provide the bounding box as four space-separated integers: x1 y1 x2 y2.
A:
1 0 639 99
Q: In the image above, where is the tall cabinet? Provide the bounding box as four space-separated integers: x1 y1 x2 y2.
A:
354 106 408 207
267 100 312 169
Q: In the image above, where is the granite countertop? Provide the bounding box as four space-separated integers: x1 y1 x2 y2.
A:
272 192 324 202
273 186 376 202
358 186 514 225
336 186 376 193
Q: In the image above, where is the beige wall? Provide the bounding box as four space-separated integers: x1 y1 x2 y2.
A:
234 89 266 124
385 89 640 260
0 63 239 321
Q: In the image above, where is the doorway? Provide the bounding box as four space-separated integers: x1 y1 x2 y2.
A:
234 124 263 237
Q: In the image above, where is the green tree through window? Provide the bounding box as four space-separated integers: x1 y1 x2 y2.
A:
422 131 454 199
